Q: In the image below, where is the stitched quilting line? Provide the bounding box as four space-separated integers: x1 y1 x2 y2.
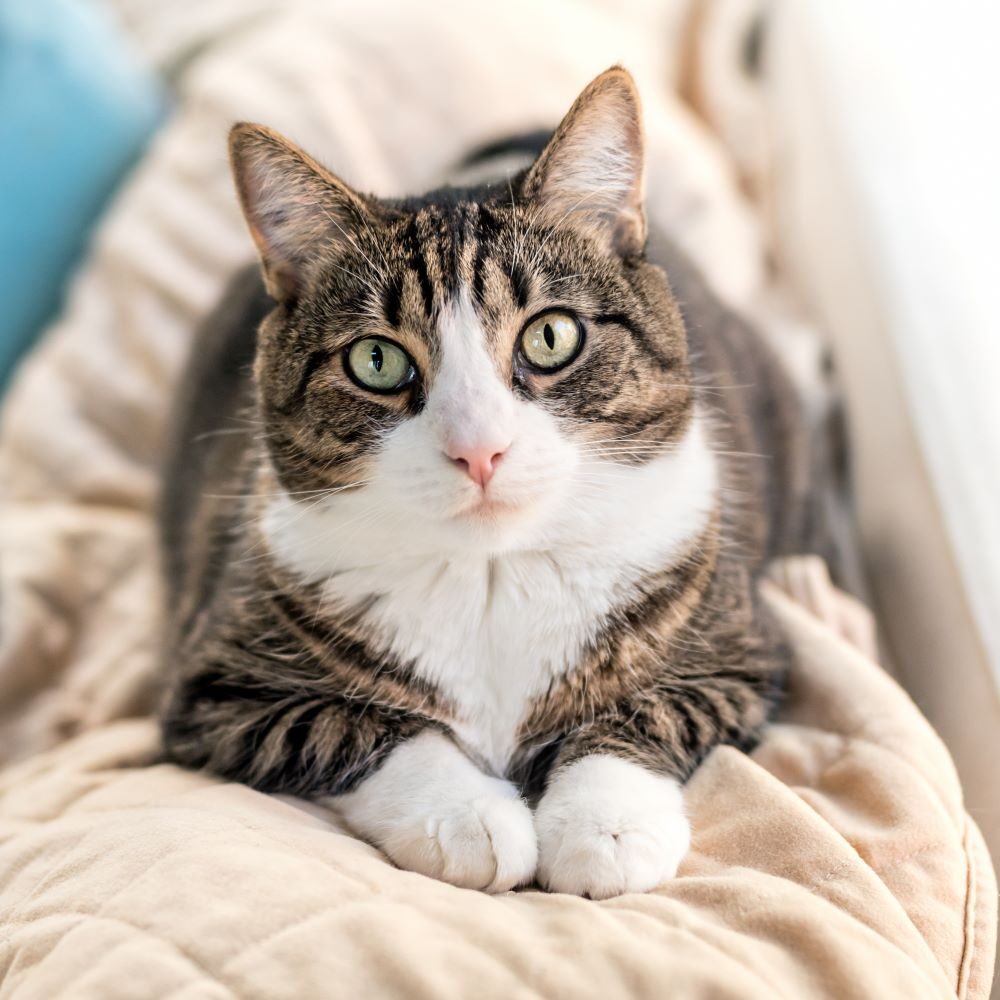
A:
0 912 239 1000
213 891 784 1000
955 817 976 999
0 833 105 926
218 904 339 976
608 878 948 999
595 902 796 1000
4 739 982 996
215 899 539 995
778 857 949 994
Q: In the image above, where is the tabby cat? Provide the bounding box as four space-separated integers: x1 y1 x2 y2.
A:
160 68 813 899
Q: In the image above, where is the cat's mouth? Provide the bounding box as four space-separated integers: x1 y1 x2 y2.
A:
456 493 530 521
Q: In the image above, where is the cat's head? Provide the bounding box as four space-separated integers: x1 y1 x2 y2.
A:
231 67 709 561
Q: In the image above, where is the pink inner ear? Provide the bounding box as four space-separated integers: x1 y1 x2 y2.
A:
230 123 368 299
525 69 646 256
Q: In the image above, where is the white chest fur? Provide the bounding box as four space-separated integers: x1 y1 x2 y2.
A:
326 548 632 772
264 418 717 775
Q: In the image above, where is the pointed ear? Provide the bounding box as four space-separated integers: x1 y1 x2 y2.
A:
523 67 646 257
229 123 371 300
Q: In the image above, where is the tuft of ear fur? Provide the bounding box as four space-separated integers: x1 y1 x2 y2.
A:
229 124 371 300
523 67 646 257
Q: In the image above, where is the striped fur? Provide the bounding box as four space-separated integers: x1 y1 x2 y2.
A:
159 69 808 896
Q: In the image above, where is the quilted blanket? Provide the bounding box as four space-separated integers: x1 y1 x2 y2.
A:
0 1 994 996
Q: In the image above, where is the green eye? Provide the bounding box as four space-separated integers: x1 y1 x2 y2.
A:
346 337 415 393
520 311 583 371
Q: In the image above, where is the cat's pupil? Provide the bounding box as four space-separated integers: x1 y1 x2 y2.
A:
543 324 555 350
371 344 384 372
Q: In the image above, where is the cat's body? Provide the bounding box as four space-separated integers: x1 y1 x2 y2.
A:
159 69 819 898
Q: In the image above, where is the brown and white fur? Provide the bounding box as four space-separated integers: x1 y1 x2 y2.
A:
159 68 817 898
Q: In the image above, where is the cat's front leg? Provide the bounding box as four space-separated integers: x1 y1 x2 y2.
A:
331 730 537 892
530 607 779 898
534 754 690 899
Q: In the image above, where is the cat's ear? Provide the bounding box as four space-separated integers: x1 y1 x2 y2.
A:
523 67 646 257
229 123 370 300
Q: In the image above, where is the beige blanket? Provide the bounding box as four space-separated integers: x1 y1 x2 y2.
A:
0 1 994 996
0 573 993 998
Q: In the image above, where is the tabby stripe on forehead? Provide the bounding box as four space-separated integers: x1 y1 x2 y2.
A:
476 203 502 241
383 272 404 328
509 260 530 311
412 247 435 317
471 243 487 308
471 204 501 308
403 217 435 317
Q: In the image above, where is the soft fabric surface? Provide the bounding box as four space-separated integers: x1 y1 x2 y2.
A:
0 1 994 996
0 575 993 998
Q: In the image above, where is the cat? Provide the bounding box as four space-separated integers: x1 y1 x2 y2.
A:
159 67 817 899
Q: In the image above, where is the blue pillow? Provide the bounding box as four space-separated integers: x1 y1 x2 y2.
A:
0 0 167 390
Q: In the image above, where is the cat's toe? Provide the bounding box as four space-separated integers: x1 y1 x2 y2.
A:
390 794 538 892
538 822 686 899
535 754 690 899
437 795 539 892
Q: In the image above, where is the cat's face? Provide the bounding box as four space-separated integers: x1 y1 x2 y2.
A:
233 68 698 557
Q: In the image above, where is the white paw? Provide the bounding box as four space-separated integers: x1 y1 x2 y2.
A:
535 754 690 899
330 731 537 892
380 792 537 892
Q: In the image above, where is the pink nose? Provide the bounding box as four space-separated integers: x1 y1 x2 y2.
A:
446 443 508 488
